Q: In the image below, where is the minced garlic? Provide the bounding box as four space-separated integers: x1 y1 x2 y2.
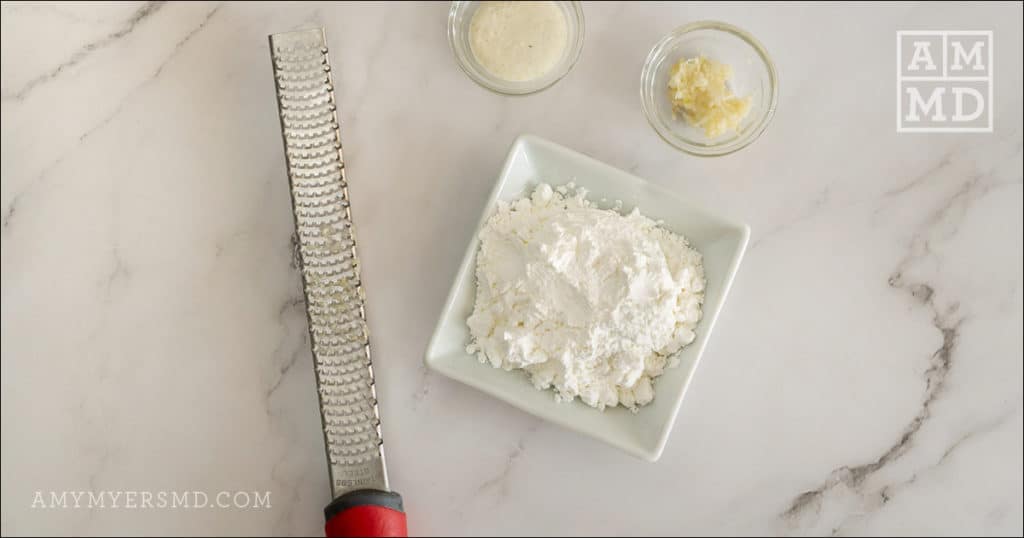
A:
668 55 752 138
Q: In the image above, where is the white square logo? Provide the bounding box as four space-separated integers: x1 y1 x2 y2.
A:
897 31 993 133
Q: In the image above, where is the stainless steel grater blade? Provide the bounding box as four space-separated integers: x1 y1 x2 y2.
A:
269 27 389 501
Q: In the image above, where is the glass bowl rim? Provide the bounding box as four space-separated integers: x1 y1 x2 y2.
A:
447 0 586 96
640 20 779 157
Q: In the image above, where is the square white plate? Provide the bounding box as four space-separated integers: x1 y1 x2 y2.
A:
424 135 750 461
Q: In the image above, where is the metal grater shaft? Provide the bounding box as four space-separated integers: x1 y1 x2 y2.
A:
269 27 388 499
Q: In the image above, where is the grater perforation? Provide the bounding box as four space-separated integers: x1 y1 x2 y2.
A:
289 146 341 161
270 27 389 498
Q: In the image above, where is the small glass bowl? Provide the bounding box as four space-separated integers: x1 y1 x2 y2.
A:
448 1 585 95
641 21 778 157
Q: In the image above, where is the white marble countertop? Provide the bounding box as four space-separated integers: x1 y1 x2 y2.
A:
2 2 1022 536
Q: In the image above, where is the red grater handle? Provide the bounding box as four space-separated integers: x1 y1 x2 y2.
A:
324 489 407 537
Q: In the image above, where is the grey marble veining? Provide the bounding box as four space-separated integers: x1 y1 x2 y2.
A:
1 2 1021 536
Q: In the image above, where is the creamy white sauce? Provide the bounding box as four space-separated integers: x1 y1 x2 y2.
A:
468 1 568 82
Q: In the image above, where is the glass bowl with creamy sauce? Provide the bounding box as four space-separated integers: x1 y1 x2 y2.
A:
641 21 778 157
449 1 585 95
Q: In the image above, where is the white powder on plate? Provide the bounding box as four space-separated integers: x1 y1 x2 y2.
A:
466 183 705 410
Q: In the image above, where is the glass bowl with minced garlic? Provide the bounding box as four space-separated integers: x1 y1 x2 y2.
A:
641 21 778 157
